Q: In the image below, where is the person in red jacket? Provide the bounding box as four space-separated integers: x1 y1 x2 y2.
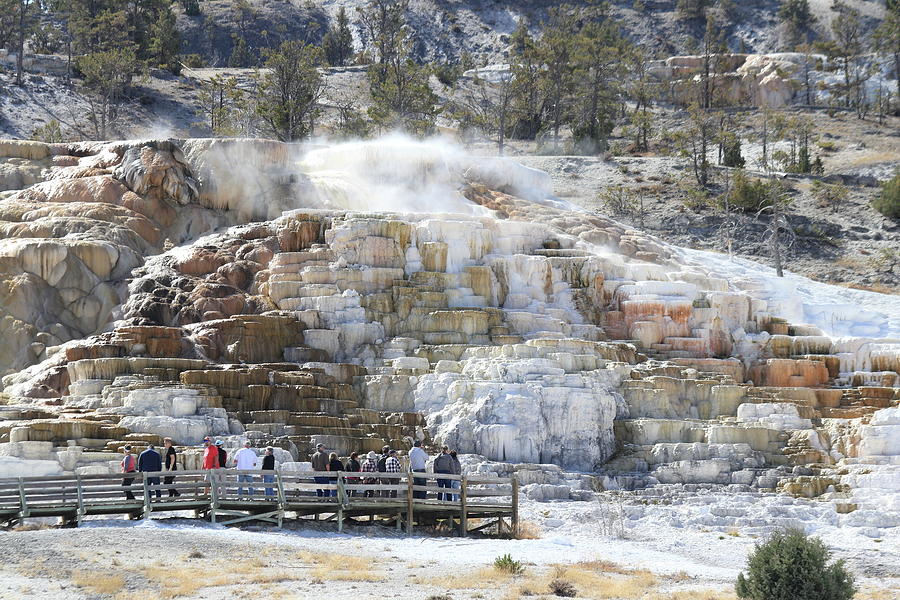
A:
202 437 219 469
202 437 219 496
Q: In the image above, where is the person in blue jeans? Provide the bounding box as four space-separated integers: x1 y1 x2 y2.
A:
311 443 330 497
138 443 163 499
262 446 276 497
433 445 454 501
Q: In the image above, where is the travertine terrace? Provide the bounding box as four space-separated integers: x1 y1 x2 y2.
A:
0 137 897 535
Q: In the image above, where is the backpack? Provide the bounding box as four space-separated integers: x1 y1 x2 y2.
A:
122 454 135 473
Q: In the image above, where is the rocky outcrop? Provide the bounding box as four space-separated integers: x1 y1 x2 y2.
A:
0 137 896 536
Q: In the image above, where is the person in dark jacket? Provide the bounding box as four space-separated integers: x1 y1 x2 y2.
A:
345 452 361 497
138 443 163 499
327 452 343 498
215 440 227 471
262 446 276 497
163 437 180 497
377 444 390 498
433 445 454 501
449 450 462 502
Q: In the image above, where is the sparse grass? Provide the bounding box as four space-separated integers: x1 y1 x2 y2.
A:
141 559 306 598
12 522 51 532
515 520 542 539
295 551 385 583
497 562 658 600
646 590 736 600
71 571 125 595
436 566 517 589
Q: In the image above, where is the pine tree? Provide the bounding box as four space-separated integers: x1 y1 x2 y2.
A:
149 6 181 74
827 1 865 112
323 6 353 66
254 41 326 141
778 0 815 48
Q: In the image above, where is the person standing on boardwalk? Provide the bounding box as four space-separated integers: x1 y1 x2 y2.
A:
311 443 330 497
361 450 379 498
163 438 180 498
138 443 163 499
233 440 258 497
377 444 390 498
202 437 219 496
215 440 227 471
202 437 219 469
345 451 361 497
384 449 402 499
408 440 428 499
433 445 454 501
121 445 137 500
262 446 276 497
327 452 343 498
449 450 462 502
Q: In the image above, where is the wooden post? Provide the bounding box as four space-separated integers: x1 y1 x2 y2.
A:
459 475 468 538
511 474 519 538
17 477 28 520
406 471 414 536
75 473 84 526
142 472 150 519
275 472 286 528
337 473 344 533
209 472 218 524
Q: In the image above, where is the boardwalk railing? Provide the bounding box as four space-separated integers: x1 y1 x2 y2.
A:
0 470 518 537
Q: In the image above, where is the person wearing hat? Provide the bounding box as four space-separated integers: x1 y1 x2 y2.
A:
138 443 163 499
233 440 258 497
121 445 137 501
215 440 227 472
361 451 379 498
261 447 276 497
310 443 330 497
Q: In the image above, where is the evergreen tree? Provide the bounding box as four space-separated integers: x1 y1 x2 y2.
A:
508 20 545 139
357 0 409 83
149 6 181 74
254 41 326 141
571 6 628 153
737 529 855 600
323 6 353 66
873 1 900 106
677 0 711 20
778 0 815 48
78 47 139 138
826 1 865 113
228 34 254 67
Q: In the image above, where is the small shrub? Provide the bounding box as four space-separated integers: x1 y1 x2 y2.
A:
549 578 577 597
493 554 524 575
723 170 783 213
811 180 849 210
735 529 855 600
182 53 204 68
872 172 900 219
187 549 204 559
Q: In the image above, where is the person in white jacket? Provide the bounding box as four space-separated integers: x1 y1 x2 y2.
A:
233 440 258 497
408 440 429 499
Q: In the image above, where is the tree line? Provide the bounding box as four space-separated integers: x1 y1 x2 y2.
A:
2 1 897 145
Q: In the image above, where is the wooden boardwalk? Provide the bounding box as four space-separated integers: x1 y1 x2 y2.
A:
0 470 518 537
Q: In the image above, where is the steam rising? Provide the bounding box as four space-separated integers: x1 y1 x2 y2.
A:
181 134 559 221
